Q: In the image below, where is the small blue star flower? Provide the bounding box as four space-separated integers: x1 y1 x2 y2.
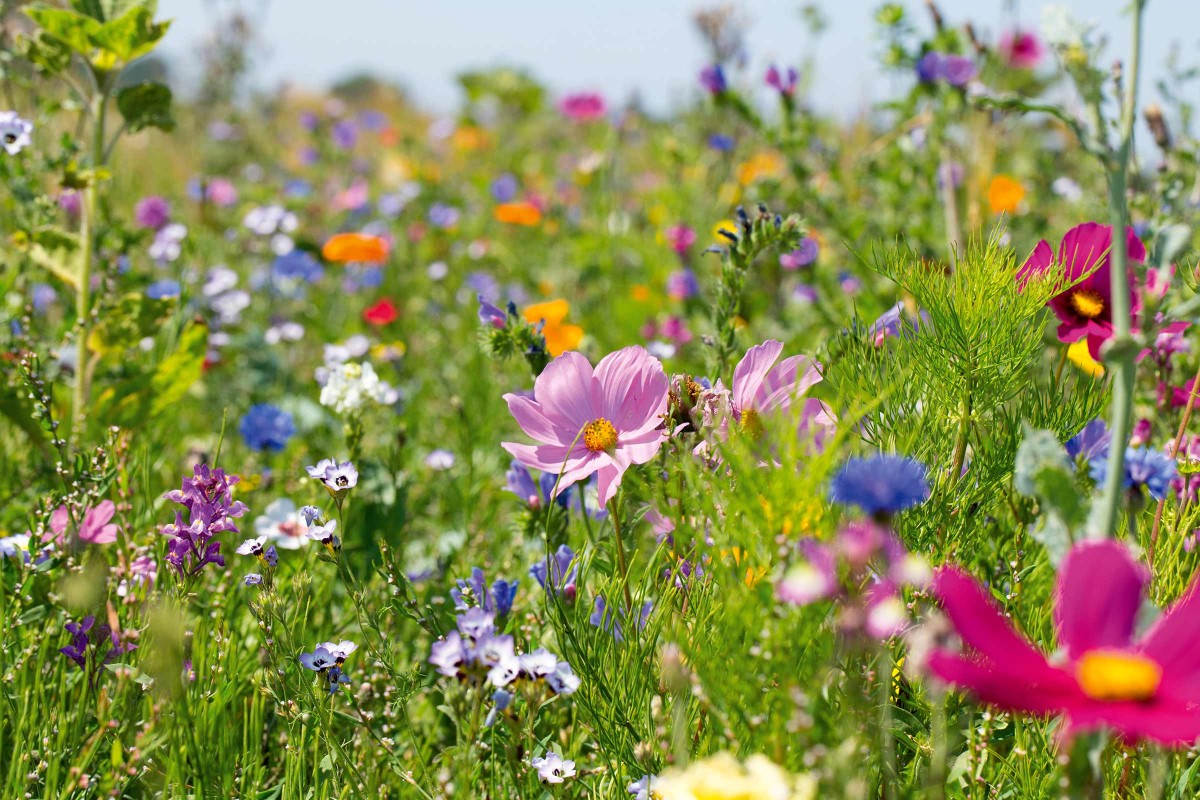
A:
1090 446 1177 501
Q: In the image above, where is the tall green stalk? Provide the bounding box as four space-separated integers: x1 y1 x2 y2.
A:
1095 0 1146 538
72 82 110 447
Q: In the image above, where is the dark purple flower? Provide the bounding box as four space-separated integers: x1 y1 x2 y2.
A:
451 567 519 617
765 64 798 95
699 64 727 94
159 464 247 579
478 296 507 329
59 614 136 688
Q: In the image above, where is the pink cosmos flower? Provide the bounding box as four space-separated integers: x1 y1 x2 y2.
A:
1017 222 1145 359
730 340 835 446
558 92 607 122
999 30 1044 69
49 501 119 545
502 346 669 507
928 540 1200 745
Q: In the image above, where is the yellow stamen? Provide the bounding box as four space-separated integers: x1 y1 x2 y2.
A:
739 408 764 440
1070 290 1105 320
583 418 618 452
1077 650 1161 702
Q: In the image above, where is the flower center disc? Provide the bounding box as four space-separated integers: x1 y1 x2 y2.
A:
740 408 764 439
1076 650 1161 702
583 418 618 452
1070 289 1106 320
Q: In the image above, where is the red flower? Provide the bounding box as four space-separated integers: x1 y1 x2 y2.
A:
363 298 398 326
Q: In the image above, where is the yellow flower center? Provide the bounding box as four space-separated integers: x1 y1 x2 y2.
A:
1076 650 1161 702
739 408 764 440
1070 289 1105 320
583 418 618 452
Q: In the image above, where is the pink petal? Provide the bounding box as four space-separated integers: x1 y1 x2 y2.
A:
1140 576 1200 694
80 501 118 544
593 345 669 431
616 427 666 466
1055 540 1146 660
927 651 1080 715
933 567 1051 673
732 340 783 413
756 355 822 413
1058 222 1111 283
504 393 571 445
533 351 597 430
51 506 69 537
1016 239 1054 287
593 460 625 507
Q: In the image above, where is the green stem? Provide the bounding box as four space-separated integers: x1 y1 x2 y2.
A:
607 498 634 609
72 84 110 448
1095 0 1146 540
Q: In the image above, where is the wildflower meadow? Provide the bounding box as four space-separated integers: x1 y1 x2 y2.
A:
8 0 1200 797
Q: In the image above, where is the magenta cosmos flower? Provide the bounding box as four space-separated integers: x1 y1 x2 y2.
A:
928 540 1200 745
558 92 607 122
731 340 835 445
1000 30 1044 69
1018 222 1145 359
502 346 669 507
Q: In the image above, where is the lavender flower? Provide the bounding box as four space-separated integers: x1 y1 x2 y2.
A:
699 64 727 94
451 567 519 617
135 196 172 230
306 459 358 495
59 615 136 688
299 640 355 693
0 111 33 155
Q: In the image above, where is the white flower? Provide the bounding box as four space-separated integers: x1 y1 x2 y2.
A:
254 498 308 550
148 223 188 263
425 449 455 470
0 111 34 155
0 533 30 558
1040 4 1096 51
1052 176 1084 202
531 751 576 784
319 361 399 415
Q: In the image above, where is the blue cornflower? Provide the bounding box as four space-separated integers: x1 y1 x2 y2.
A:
1090 446 1177 501
707 133 735 152
146 279 181 300
239 404 295 452
272 250 325 283
1066 419 1111 463
830 455 930 516
699 64 727 94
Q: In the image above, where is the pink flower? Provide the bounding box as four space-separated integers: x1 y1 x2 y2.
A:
928 540 1200 745
558 92 607 122
1017 222 1145 359
999 30 1044 69
730 340 835 446
502 346 669 507
665 225 697 255
49 501 119 545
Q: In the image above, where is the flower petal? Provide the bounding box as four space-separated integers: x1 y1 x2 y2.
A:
1055 540 1147 660
933 566 1050 672
732 340 783 413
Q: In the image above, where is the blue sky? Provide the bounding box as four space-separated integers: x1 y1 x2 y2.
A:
159 0 1190 117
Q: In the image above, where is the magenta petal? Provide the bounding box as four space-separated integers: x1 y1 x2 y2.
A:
928 650 1080 715
1017 239 1054 287
732 340 783 413
80 501 118 544
1058 222 1111 283
1140 577 1200 692
933 567 1052 673
1054 540 1147 660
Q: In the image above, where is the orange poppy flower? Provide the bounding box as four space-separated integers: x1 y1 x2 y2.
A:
987 175 1026 215
493 202 542 226
524 299 584 356
322 233 390 264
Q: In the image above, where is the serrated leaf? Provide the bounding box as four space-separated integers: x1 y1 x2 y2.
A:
15 31 73 74
116 81 174 133
25 6 102 56
24 227 82 289
91 5 168 66
88 291 175 353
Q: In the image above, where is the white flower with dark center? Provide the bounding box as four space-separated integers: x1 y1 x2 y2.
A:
0 112 33 155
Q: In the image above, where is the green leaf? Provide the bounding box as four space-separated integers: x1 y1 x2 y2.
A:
14 31 73 74
91 5 169 67
24 6 102 56
88 291 175 353
116 81 174 133
25 226 82 289
147 321 207 419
